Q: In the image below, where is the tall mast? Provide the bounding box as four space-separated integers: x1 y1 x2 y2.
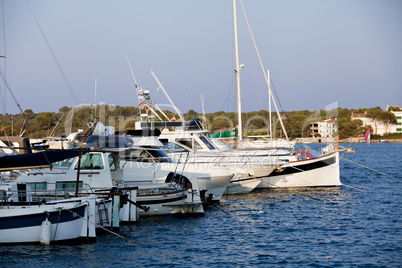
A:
233 0 242 143
267 70 272 142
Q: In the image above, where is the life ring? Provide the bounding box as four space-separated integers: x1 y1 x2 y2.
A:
297 150 311 160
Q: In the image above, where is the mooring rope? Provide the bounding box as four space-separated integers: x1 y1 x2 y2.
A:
53 209 62 241
341 157 402 182
66 208 143 246
209 203 230 215
340 183 366 192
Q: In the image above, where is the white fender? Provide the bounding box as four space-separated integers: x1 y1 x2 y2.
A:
40 218 51 246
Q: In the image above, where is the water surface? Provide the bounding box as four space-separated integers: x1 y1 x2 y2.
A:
1 143 401 267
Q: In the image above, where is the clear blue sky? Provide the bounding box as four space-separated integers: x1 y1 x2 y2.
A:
1 0 401 115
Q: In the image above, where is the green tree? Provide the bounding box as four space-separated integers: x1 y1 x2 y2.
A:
185 109 199 120
24 109 35 119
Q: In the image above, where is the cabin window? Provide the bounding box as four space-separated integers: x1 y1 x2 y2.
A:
74 154 104 170
52 158 74 170
192 140 203 149
26 182 47 191
119 149 156 162
175 138 192 149
56 181 83 191
146 149 174 163
176 138 203 150
199 135 217 150
108 154 116 171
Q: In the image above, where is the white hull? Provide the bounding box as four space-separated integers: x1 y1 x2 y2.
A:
121 161 234 202
138 201 204 217
256 152 341 188
0 202 95 245
225 176 262 194
240 139 296 149
223 163 280 194
135 185 204 217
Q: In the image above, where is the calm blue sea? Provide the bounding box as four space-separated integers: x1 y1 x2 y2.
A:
1 143 401 267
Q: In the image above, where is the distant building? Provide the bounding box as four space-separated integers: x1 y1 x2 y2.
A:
350 105 402 135
386 105 402 133
351 111 372 125
310 118 338 137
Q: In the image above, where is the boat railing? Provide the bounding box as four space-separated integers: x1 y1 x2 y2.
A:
0 182 104 205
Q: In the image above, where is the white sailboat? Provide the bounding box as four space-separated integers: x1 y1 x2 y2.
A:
231 0 341 188
0 182 110 245
0 198 96 245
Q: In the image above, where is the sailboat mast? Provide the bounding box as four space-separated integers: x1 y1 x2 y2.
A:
233 0 242 143
267 70 272 142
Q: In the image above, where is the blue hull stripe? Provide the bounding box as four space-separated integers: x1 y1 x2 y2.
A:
0 204 86 230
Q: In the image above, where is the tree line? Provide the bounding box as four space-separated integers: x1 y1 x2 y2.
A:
0 105 398 140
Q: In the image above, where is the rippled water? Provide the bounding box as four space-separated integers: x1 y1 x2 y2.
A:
1 143 401 267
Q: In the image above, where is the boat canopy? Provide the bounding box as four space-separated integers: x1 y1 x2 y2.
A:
86 135 134 148
0 149 85 171
208 128 238 138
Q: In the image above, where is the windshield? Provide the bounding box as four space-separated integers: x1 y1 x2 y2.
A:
199 135 218 150
175 138 203 150
52 158 75 170
161 142 188 151
119 149 174 163
74 153 104 170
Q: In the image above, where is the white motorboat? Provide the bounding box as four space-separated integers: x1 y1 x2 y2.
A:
131 119 282 195
14 150 203 217
119 146 234 203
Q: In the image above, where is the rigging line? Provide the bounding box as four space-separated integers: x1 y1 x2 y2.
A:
269 80 284 112
0 85 5 114
49 113 65 137
0 67 23 114
25 0 79 106
66 208 143 246
241 22 264 111
1 0 6 114
269 79 294 136
239 0 289 143
180 1 229 113
341 157 402 182
18 118 27 137
220 75 235 111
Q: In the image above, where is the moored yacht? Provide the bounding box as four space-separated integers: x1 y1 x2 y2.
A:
13 150 203 217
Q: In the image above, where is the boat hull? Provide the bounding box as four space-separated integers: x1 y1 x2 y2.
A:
136 188 204 217
256 152 341 188
225 176 262 194
224 164 279 194
121 161 234 203
0 203 94 245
